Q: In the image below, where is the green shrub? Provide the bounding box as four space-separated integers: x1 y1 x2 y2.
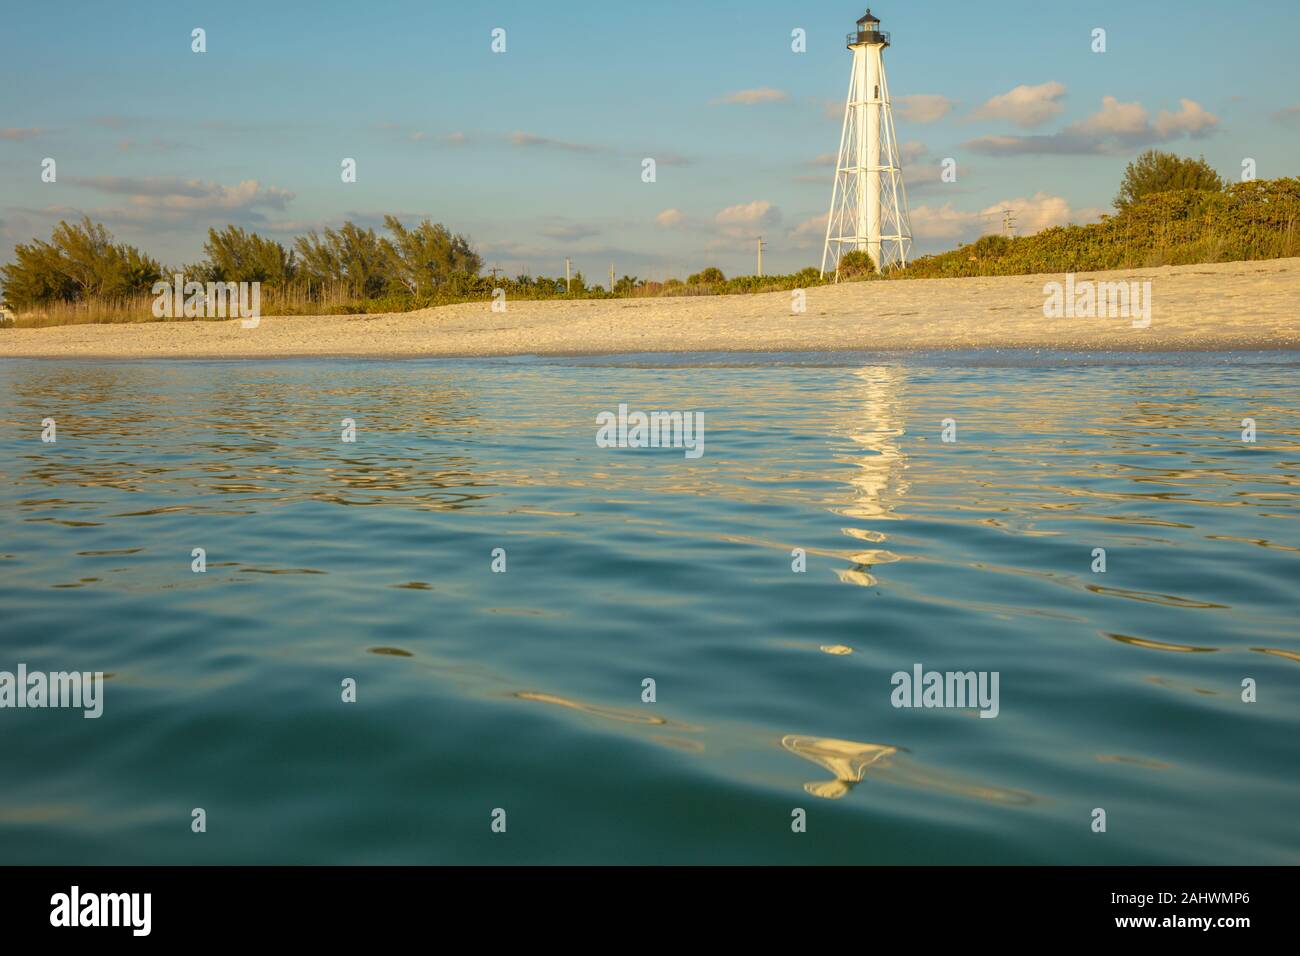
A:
903 176 1300 278
836 250 877 279
1115 149 1224 211
687 267 725 284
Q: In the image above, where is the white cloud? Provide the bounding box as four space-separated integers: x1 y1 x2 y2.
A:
1073 95 1148 137
910 193 1101 242
510 131 605 153
715 87 788 105
966 96 1220 155
67 177 294 213
982 194 1077 234
541 222 600 241
715 200 781 237
1153 99 1219 138
909 202 972 240
655 208 686 228
44 177 297 233
900 140 928 165
1274 105 1300 125
897 94 955 123
972 82 1066 128
789 213 828 249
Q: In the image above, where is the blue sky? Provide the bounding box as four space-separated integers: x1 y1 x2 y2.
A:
2 0 1298 280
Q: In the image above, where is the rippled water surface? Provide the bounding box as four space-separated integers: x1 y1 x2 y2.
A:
1 352 1297 864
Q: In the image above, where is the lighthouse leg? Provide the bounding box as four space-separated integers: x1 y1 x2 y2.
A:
821 58 856 279
853 46 870 261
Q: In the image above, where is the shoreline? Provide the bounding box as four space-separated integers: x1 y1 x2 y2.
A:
3 258 1298 359
5 345 1299 364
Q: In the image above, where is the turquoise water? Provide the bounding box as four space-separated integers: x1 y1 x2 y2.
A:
1 352 1297 864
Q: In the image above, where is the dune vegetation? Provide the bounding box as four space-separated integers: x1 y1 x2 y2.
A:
2 151 1296 328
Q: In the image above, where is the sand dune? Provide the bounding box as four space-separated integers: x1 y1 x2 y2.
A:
3 258 1298 359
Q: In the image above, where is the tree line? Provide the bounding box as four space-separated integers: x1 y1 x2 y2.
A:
0 216 483 311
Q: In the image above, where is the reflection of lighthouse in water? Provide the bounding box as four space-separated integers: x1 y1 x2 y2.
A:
832 365 909 588
839 365 910 525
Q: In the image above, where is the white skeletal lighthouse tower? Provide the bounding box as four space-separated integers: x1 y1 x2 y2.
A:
821 8 912 279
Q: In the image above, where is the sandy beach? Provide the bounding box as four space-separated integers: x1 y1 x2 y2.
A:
3 258 1298 359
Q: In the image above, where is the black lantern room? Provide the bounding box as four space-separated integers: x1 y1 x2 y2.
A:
848 8 890 48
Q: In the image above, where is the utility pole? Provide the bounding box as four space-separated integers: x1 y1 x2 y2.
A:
610 263 616 294
756 236 766 277
565 258 572 293
488 264 502 283
1002 208 1017 237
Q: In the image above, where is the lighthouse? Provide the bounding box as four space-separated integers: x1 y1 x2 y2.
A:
821 8 912 279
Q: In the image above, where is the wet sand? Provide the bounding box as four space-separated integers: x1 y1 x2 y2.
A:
3 258 1298 358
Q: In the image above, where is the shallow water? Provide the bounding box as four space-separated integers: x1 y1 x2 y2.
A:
1 352 1297 864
